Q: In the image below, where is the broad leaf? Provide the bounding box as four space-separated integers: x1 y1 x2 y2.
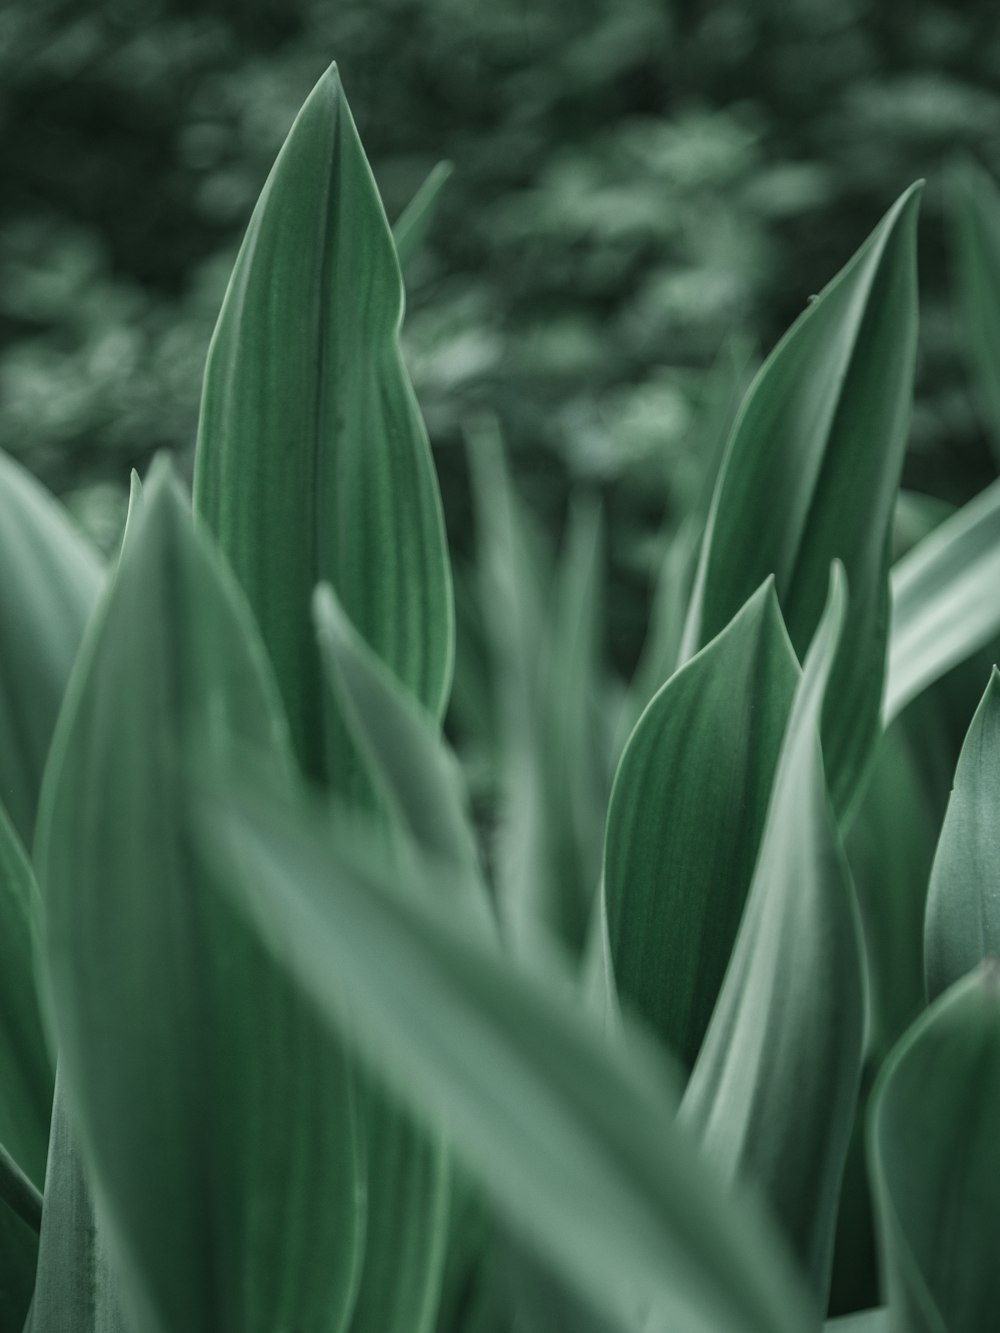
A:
924 669 1000 1000
681 185 922 813
870 964 1000 1333
36 463 364 1333
950 158 1000 464
885 477 1000 722
681 566 866 1301
194 63 453 779
199 781 818 1333
605 579 798 1072
0 449 102 846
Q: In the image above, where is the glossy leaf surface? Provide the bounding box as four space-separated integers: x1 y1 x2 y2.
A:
681 185 922 812
605 580 798 1072
195 64 453 779
682 567 866 1300
36 465 364 1333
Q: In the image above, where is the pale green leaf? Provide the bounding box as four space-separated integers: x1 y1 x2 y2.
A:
194 63 453 779
605 579 799 1072
825 1313 888 1332
392 161 454 272
36 463 364 1333
681 185 922 813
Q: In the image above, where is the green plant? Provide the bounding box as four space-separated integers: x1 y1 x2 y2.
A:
3 61 1000 1333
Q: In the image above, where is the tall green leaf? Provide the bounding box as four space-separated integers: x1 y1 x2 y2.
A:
681 565 866 1301
870 964 1000 1333
199 782 818 1333
885 478 1000 722
924 669 1000 1000
36 463 365 1333
194 63 453 779
950 158 1000 465
605 579 798 1072
0 450 102 846
392 161 454 273
681 184 922 813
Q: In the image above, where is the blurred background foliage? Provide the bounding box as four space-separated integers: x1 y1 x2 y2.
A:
3 0 1000 673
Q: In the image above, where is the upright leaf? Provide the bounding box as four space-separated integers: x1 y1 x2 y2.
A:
605 579 798 1072
199 781 817 1333
392 161 454 272
36 464 364 1333
682 566 866 1302
924 669 1000 1000
885 478 1000 722
0 450 102 845
194 64 453 779
870 964 1000 1333
950 158 1000 465
681 185 922 812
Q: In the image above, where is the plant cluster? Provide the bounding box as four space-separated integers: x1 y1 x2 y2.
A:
1 63 1000 1333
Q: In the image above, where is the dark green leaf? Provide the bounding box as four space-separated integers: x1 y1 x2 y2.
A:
681 565 866 1301
36 463 364 1332
870 963 1000 1333
681 185 922 813
950 158 1000 465
194 64 453 780
605 579 799 1072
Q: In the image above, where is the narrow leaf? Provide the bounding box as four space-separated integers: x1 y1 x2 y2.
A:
924 668 1000 1000
681 185 922 812
885 477 1000 722
392 161 454 272
681 565 866 1301
199 782 818 1333
870 963 1000 1333
605 579 799 1072
950 158 1000 464
194 64 453 779
36 463 364 1333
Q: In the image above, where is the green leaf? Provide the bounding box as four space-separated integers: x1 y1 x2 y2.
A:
884 478 1000 722
870 963 1000 1333
605 579 799 1072
194 63 453 780
36 463 365 1333
0 1186 38 1331
924 668 1000 1001
25 1072 129 1333
392 161 454 272
681 184 922 813
680 566 866 1301
950 158 1000 465
0 803 52 1189
199 782 818 1333
0 449 102 846
825 1313 888 1332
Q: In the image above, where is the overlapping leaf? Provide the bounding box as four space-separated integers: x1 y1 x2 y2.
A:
194 64 453 780
681 185 922 813
605 579 798 1072
199 776 817 1333
681 567 866 1300
36 465 364 1332
392 161 454 272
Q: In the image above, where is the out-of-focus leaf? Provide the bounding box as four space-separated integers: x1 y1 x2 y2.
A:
682 566 865 1301
825 1313 888 1332
194 64 453 780
200 778 818 1333
0 803 52 1188
681 185 922 814
0 1175 38 1331
468 422 609 959
0 449 102 846
36 463 364 1333
393 161 454 272
924 668 1000 1000
0 1139 40 1235
605 579 798 1072
950 158 1000 465
25 1072 129 1333
884 478 1000 722
870 964 1000 1333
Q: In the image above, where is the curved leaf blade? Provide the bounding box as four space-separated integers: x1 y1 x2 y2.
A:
924 668 1000 1000
36 464 365 1333
681 185 922 812
870 964 1000 1333
194 64 453 779
681 565 866 1301
605 579 799 1072
950 158 1000 465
